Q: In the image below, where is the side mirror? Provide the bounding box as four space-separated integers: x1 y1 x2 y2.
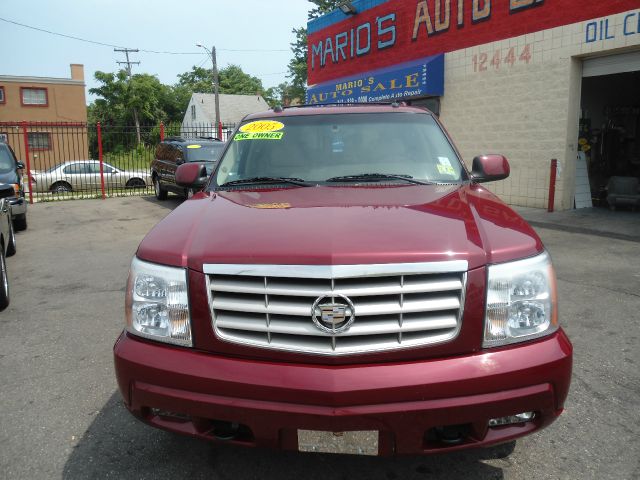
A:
471 154 510 183
0 184 15 199
176 163 208 189
16 162 25 170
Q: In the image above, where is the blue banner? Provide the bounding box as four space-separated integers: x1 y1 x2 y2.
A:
306 54 444 105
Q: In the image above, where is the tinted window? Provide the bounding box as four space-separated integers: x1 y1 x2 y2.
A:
86 163 114 174
63 163 89 174
186 144 224 162
215 113 464 185
155 144 169 160
160 144 181 163
0 146 15 174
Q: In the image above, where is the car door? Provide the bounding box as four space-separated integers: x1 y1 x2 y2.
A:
153 143 169 185
157 143 178 189
106 163 131 189
166 145 185 192
62 162 90 191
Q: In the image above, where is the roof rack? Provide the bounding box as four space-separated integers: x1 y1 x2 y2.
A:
278 101 406 110
195 136 222 141
164 136 185 142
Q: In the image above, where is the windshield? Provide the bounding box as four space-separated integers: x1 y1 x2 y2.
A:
186 144 224 163
0 146 15 174
214 113 465 187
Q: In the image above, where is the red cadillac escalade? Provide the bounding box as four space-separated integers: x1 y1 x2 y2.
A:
114 104 572 456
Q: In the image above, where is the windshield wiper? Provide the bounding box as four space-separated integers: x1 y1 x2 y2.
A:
218 176 313 188
325 173 434 185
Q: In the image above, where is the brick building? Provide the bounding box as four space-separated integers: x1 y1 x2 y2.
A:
0 64 88 170
307 1 640 210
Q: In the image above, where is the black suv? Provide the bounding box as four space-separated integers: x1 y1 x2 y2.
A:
151 137 225 200
0 141 27 230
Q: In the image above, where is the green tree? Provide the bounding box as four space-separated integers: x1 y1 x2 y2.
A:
88 70 185 151
177 64 265 96
287 27 308 103
176 66 214 94
287 1 343 102
89 70 173 125
264 82 295 107
219 65 264 95
308 0 344 20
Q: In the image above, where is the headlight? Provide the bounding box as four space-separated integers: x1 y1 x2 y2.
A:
125 257 192 346
483 251 558 348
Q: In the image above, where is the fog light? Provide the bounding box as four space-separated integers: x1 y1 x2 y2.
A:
488 412 535 427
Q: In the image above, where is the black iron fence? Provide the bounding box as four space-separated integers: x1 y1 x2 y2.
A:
0 121 236 202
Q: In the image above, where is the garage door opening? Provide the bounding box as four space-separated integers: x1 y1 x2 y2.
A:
579 53 640 210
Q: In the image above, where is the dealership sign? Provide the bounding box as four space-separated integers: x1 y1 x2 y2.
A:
307 54 443 105
307 0 640 86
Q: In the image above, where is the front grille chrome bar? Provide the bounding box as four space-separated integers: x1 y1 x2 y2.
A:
206 262 467 356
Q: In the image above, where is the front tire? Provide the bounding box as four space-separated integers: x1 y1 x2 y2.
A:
51 182 72 194
126 178 146 189
13 213 27 232
0 246 9 311
154 176 167 201
6 218 16 257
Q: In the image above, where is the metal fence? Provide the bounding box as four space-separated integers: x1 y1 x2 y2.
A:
0 121 236 202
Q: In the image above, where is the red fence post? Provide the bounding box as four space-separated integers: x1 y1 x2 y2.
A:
97 122 106 200
160 122 165 142
548 159 557 213
20 122 34 205
218 121 223 140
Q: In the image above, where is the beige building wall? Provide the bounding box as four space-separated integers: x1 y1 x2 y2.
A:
0 65 88 169
440 9 640 210
0 71 87 123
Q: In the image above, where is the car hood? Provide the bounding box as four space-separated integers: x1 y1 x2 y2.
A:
137 184 542 272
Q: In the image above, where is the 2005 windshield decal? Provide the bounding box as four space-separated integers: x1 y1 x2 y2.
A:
235 120 285 141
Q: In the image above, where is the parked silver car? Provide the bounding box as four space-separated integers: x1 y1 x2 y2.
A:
32 161 150 193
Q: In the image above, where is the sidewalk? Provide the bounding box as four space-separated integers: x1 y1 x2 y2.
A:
515 206 640 242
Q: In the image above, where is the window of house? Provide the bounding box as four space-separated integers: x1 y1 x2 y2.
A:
27 132 51 150
21 87 48 106
191 105 196 121
0 87 5 104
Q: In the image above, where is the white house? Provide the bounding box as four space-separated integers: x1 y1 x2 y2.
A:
181 93 269 139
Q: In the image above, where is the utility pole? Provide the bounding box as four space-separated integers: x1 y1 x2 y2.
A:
197 43 221 138
211 46 221 139
114 48 142 144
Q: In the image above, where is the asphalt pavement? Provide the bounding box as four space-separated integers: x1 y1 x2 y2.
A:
0 197 638 479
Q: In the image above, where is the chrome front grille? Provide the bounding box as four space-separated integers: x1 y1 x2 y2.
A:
205 262 467 355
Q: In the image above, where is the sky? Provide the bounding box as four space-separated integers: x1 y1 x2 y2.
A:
0 0 314 103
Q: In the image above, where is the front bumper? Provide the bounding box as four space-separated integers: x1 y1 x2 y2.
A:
8 196 26 217
113 330 572 455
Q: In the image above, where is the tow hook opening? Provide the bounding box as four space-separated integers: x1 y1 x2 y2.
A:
145 408 254 443
425 423 472 446
211 420 241 441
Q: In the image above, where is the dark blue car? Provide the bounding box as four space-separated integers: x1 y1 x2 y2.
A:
0 141 27 230
0 183 17 310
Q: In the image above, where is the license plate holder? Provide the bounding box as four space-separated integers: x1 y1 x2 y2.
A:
297 430 379 456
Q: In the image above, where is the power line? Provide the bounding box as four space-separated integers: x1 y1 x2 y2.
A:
0 16 290 54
